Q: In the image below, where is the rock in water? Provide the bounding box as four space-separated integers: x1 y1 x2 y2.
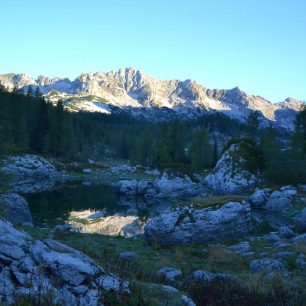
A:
116 172 203 198
152 173 201 198
0 220 129 305
116 179 141 195
0 193 33 227
144 202 251 246
204 143 259 195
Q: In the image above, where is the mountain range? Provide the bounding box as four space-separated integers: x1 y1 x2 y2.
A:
0 68 304 131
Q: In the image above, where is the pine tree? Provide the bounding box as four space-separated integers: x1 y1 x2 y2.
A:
0 82 6 93
0 92 14 154
30 98 49 153
27 85 33 96
190 129 211 170
293 105 306 154
35 86 41 98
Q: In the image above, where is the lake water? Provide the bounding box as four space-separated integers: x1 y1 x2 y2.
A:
23 181 174 229
23 181 289 237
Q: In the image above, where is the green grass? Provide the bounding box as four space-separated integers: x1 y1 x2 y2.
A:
16 225 306 306
18 226 51 240
176 195 245 209
53 231 252 282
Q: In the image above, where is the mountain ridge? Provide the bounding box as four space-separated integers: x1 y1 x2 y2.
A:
0 68 304 130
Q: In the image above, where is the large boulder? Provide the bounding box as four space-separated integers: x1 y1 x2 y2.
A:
246 186 296 212
144 202 251 246
204 143 260 195
0 220 129 305
2 154 58 177
0 193 33 227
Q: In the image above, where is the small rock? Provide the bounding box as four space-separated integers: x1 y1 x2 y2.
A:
226 241 251 255
145 169 160 176
96 274 130 294
296 254 306 268
118 251 139 260
157 267 183 282
278 226 295 239
272 252 294 260
190 270 236 283
181 294 197 306
262 233 281 243
161 285 179 293
250 259 283 273
292 233 306 243
274 241 290 249
241 252 255 257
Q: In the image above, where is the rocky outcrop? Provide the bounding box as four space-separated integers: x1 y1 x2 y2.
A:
0 194 33 227
246 186 296 212
1 155 71 193
0 220 129 305
2 155 58 178
144 202 251 246
204 144 259 195
116 173 203 199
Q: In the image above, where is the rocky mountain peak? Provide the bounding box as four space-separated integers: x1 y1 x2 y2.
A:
276 97 304 111
0 68 304 130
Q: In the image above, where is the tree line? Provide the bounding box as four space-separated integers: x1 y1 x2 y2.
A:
0 84 305 184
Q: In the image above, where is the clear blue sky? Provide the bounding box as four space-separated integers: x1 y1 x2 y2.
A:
1 0 305 102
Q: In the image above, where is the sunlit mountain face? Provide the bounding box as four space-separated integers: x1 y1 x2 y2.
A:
0 68 304 131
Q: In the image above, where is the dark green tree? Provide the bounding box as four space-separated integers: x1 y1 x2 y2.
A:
30 98 49 152
190 129 211 170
